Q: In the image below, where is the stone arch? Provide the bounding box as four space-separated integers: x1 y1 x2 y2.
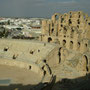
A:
63 27 67 34
68 19 72 24
48 37 52 43
55 15 59 20
52 13 60 21
77 19 80 24
29 65 32 69
71 29 74 38
52 28 54 33
82 55 89 72
84 43 88 51
77 42 80 50
62 40 66 47
70 41 73 49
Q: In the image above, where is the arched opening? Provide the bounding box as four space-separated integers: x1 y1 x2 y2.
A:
63 27 67 34
38 49 40 52
55 15 59 20
4 47 9 51
77 19 80 24
71 29 74 38
88 23 90 25
84 43 88 51
68 19 72 24
48 37 52 43
61 18 64 23
12 54 17 59
43 60 46 63
85 43 87 47
29 66 32 69
77 42 80 50
77 25 79 28
70 41 73 49
58 47 62 63
83 55 89 72
78 14 81 18
52 28 54 33
62 40 66 47
30 50 34 54
61 24 63 27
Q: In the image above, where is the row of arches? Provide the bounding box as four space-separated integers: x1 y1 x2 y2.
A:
62 39 87 50
62 40 74 49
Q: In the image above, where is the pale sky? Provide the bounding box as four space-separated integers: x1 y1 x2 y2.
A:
0 0 90 18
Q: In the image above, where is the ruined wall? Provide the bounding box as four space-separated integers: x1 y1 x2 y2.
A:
0 39 61 83
40 11 90 53
40 11 90 78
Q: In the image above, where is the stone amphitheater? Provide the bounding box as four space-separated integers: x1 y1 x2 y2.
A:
0 11 90 90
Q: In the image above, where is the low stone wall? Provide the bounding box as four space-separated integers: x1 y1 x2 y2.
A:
0 59 43 77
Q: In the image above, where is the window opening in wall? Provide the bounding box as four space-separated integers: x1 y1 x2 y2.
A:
48 37 52 43
69 19 72 24
38 49 40 52
29 66 32 69
88 23 90 25
44 70 46 76
63 40 66 47
64 35 66 37
30 50 34 54
4 47 9 51
52 28 54 33
85 43 87 47
78 15 81 18
61 24 63 27
77 25 79 28
71 30 74 38
77 19 80 24
61 18 64 23
12 54 17 59
42 66 44 70
43 60 46 63
78 42 80 49
58 48 62 63
55 15 59 20
70 41 73 49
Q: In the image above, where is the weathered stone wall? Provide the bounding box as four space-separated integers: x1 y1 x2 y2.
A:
40 11 90 53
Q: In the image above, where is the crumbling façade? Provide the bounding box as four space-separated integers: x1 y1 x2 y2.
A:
0 11 90 90
40 11 90 80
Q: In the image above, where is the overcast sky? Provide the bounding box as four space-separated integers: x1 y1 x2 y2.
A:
0 0 90 18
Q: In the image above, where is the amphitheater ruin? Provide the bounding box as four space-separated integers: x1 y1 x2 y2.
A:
0 11 90 90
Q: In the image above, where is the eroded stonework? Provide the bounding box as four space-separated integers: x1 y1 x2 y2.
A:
40 11 90 81
0 11 90 90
